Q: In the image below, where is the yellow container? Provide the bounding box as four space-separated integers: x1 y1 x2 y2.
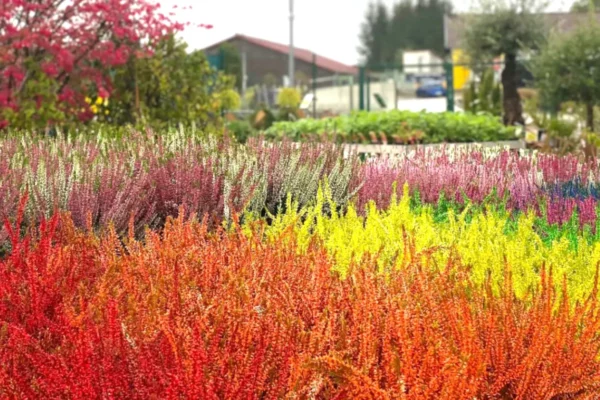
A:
452 49 471 91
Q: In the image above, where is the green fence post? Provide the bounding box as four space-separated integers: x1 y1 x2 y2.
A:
359 67 365 111
366 74 371 111
444 49 455 112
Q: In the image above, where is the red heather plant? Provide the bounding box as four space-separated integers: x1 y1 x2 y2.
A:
1 213 600 398
150 154 257 228
537 153 595 184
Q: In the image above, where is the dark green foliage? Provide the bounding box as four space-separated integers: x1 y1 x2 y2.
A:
532 22 600 131
571 0 600 12
105 35 233 131
1 61 65 131
358 0 452 68
225 120 255 144
359 2 392 67
391 0 450 57
265 110 514 143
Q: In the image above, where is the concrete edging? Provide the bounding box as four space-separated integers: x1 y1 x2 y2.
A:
341 140 526 156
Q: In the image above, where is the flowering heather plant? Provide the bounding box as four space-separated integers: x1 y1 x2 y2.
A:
0 130 362 246
244 138 361 216
1 211 600 398
355 147 600 213
5 129 600 249
260 184 600 302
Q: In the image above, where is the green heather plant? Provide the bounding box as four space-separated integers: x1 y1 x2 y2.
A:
463 69 503 116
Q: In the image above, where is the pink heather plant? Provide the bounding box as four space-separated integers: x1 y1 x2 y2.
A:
3 132 600 249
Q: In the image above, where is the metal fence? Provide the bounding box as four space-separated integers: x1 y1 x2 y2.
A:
207 48 519 117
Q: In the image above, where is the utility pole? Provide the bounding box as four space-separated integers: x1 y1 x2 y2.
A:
289 0 295 87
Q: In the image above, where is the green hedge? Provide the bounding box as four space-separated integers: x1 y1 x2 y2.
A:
265 111 516 144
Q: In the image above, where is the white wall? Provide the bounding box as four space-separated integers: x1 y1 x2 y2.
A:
313 79 397 114
403 50 443 75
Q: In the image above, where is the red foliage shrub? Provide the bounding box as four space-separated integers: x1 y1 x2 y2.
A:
1 213 600 398
0 0 188 126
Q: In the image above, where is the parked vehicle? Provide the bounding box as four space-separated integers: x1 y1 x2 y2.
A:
416 79 446 98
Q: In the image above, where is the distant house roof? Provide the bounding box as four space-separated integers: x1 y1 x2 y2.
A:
445 12 600 49
202 34 358 75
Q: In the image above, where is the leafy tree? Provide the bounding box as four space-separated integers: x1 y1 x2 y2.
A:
571 0 600 12
359 2 392 67
104 36 233 130
404 0 451 56
389 1 415 56
218 89 241 112
532 21 600 131
359 0 452 69
464 0 547 126
0 0 185 130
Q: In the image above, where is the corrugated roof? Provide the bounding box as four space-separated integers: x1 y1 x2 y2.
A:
446 12 600 49
202 34 358 75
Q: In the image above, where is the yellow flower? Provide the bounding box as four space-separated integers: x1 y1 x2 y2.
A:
95 97 103 105
257 185 599 304
85 97 92 104
90 105 98 114
104 110 109 115
103 98 109 107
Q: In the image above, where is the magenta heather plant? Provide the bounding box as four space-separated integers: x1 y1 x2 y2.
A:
540 196 598 231
68 158 156 236
0 131 361 246
4 130 600 249
354 148 600 214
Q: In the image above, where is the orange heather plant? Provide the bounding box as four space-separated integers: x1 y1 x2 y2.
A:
1 211 600 399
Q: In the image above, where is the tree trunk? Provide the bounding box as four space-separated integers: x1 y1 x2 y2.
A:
586 102 594 132
501 53 524 126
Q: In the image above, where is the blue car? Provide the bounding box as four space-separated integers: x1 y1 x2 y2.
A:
416 81 447 98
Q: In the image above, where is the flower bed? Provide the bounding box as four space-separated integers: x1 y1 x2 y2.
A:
2 130 600 398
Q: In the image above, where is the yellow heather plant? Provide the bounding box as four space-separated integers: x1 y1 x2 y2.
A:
248 183 600 303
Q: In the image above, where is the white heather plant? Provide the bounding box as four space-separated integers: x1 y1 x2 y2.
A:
0 128 362 247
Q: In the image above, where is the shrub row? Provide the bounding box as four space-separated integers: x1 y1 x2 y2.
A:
265 110 516 144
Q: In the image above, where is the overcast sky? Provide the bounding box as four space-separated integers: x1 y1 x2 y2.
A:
164 0 576 66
